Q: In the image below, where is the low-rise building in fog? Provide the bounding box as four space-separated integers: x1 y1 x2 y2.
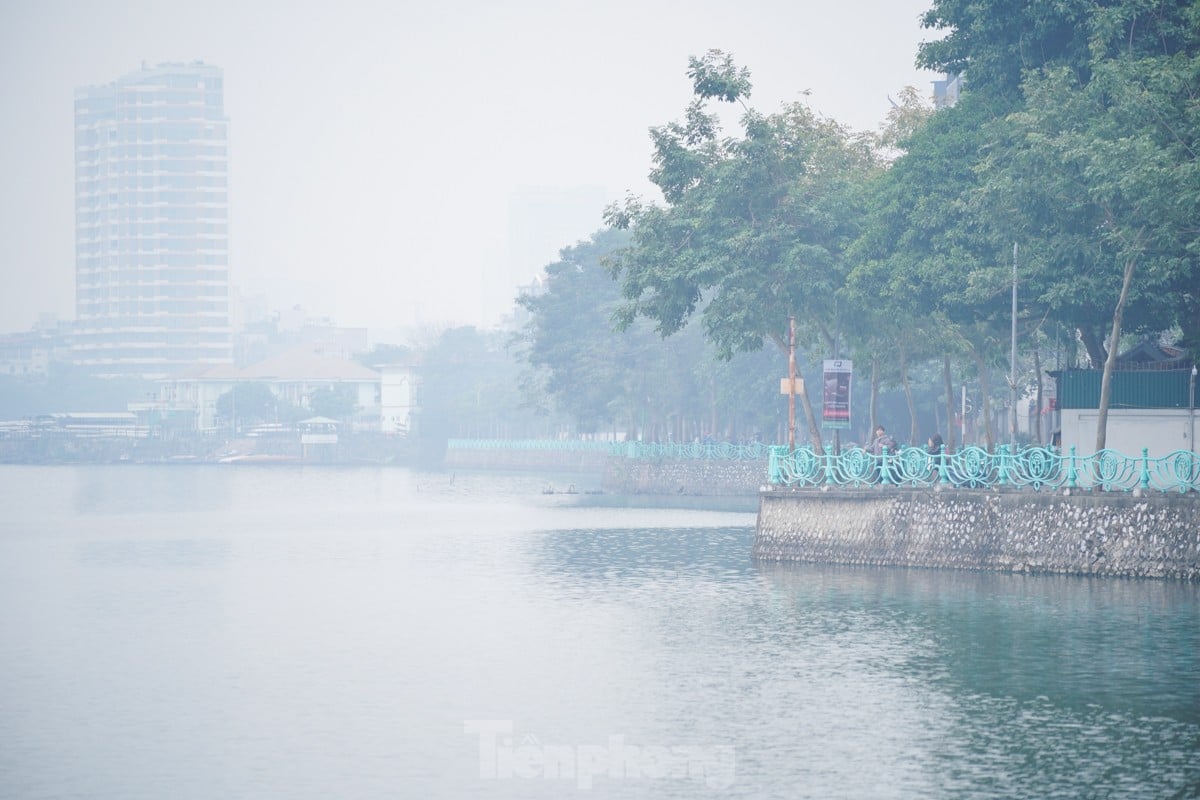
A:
0 331 53 377
154 346 418 435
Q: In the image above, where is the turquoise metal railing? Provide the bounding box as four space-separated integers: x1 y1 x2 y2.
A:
446 439 771 461
767 445 1200 493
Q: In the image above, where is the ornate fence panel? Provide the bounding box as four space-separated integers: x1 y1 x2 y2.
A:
767 445 1200 493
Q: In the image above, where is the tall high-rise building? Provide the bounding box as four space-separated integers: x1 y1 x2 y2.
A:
74 61 232 377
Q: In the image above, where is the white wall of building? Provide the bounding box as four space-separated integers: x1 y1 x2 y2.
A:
1059 408 1198 458
380 366 416 435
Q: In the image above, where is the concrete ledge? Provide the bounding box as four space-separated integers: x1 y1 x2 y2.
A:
442 448 766 496
602 458 764 496
754 488 1200 580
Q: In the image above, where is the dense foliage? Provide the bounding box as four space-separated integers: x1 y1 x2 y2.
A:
586 2 1199 448
409 325 559 459
516 229 786 442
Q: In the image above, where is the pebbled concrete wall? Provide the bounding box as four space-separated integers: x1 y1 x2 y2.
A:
755 488 1200 580
443 446 766 496
442 447 610 473
601 458 765 496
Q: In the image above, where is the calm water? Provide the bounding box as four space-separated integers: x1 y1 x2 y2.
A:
0 465 1197 799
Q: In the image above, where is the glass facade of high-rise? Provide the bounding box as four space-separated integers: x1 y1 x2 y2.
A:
74 61 231 377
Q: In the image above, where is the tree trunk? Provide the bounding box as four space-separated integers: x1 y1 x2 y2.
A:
971 347 995 450
943 355 955 452
869 355 879 444
1079 325 1106 368
1096 258 1137 452
1033 345 1044 444
899 339 918 445
769 332 823 452
709 376 717 440
797 382 823 452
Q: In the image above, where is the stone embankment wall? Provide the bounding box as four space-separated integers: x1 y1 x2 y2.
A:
755 488 1200 580
601 458 765 496
442 447 766 496
442 447 611 473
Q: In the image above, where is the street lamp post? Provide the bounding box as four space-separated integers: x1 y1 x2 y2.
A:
1010 242 1018 448
788 316 796 451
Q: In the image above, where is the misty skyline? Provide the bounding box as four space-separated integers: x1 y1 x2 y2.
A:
2 0 941 336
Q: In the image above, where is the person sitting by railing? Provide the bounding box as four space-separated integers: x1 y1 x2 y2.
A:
927 432 944 455
927 432 946 480
869 425 897 456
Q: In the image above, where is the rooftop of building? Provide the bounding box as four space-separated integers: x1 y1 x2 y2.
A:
174 346 380 383
76 60 222 96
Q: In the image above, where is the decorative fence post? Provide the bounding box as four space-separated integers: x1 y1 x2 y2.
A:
768 445 783 485
938 445 949 487
880 447 891 486
825 445 835 487
1140 448 1150 492
997 444 1009 488
1067 446 1078 490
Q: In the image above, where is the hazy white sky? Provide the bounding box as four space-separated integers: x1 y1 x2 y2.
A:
0 0 941 335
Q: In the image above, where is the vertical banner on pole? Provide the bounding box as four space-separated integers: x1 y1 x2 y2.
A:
822 359 852 429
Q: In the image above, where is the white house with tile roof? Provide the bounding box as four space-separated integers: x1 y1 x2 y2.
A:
159 347 383 431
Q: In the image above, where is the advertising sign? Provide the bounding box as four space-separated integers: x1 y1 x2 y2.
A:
822 359 852 429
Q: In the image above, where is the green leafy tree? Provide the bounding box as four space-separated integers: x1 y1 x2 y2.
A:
982 64 1198 448
517 229 641 433
308 386 357 420
0 363 154 418
356 343 414 368
413 326 554 460
848 89 1018 449
917 0 1096 99
966 3 1200 448
518 228 784 441
864 0 1199 451
216 382 279 430
607 51 878 450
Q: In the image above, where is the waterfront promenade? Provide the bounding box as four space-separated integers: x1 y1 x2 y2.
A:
447 439 1200 580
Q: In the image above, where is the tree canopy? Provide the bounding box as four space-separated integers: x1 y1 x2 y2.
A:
586 3 1198 449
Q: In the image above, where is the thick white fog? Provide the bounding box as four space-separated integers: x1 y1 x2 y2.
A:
0 0 939 335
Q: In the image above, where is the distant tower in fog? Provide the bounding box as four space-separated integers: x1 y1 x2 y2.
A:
932 73 964 109
74 61 232 377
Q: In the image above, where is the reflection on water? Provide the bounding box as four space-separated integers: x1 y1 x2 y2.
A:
0 465 1196 799
70 465 236 515
77 537 232 569
755 565 1200 725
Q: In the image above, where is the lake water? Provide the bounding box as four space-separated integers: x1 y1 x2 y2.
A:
0 465 1197 799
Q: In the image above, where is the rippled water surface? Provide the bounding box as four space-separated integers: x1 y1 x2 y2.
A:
1 465 1197 799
